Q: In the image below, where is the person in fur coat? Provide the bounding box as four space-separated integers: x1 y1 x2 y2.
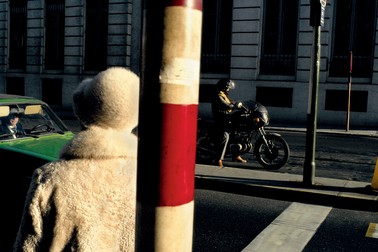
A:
13 67 139 251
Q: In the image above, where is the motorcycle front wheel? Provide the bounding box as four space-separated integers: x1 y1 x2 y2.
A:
254 134 290 170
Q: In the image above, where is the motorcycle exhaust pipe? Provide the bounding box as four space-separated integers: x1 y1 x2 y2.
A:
230 143 252 153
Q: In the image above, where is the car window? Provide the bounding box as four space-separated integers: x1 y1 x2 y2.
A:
0 104 69 140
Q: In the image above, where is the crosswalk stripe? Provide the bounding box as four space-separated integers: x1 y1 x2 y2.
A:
242 202 332 252
366 223 378 238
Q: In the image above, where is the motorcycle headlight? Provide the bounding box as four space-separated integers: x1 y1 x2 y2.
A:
261 112 269 125
253 113 269 126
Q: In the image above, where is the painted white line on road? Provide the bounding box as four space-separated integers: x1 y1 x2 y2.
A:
366 223 378 238
242 202 332 252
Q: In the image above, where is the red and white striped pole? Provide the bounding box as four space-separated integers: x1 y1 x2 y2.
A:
156 0 202 251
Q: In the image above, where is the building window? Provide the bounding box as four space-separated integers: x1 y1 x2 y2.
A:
84 0 108 71
45 0 65 70
199 84 215 103
6 77 25 95
9 0 27 69
201 0 232 73
260 0 298 76
256 87 293 108
330 0 376 78
42 79 62 108
325 90 368 112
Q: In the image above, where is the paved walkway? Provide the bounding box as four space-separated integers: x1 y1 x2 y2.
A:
195 163 378 210
267 125 378 138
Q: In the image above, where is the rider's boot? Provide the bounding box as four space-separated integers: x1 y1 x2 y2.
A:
234 155 247 163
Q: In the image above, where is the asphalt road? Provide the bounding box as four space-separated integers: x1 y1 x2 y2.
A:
194 189 378 252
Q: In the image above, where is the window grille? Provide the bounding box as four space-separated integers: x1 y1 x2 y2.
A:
45 0 65 70
9 0 27 69
260 0 298 76
330 0 376 78
84 0 108 71
201 0 232 73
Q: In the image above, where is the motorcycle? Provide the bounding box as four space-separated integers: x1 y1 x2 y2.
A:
196 100 290 170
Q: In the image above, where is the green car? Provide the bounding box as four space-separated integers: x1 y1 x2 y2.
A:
0 94 75 164
0 94 75 249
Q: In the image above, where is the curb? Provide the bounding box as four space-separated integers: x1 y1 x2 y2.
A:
195 176 378 211
267 126 378 138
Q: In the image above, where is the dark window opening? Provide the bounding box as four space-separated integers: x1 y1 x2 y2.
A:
325 90 368 112
256 87 293 108
84 0 108 71
260 0 298 75
42 79 62 108
199 84 215 103
201 0 232 73
6 77 25 95
45 0 65 70
9 0 27 69
330 0 376 78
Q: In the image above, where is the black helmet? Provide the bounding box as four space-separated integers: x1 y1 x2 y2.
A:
216 79 235 93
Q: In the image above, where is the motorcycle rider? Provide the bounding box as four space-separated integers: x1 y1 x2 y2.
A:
211 78 247 167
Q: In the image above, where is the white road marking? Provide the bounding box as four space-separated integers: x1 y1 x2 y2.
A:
366 223 378 238
242 202 332 252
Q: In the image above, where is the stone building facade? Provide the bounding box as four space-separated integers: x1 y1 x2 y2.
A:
0 0 139 110
0 0 377 128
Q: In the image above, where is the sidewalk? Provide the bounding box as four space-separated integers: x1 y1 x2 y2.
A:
267 125 378 138
195 164 378 211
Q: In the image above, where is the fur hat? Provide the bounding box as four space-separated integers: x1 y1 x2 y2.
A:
73 67 140 131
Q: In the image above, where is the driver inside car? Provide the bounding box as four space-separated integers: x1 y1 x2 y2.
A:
0 111 26 138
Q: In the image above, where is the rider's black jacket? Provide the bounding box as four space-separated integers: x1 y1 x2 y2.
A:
211 90 235 131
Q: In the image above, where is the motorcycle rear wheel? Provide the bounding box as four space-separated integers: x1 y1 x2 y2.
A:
196 133 217 164
254 134 290 170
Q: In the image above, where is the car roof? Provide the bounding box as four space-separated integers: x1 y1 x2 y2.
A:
0 94 46 105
